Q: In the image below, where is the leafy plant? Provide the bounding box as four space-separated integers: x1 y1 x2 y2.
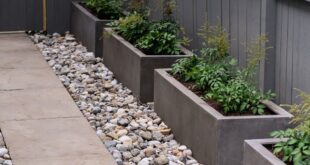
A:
198 20 229 62
240 35 271 85
83 0 123 19
271 90 310 165
206 78 274 115
172 29 275 115
111 8 186 55
271 129 310 164
135 20 183 55
171 55 204 81
113 12 149 43
284 89 310 135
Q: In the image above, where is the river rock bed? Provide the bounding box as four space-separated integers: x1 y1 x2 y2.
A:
31 32 201 165
0 131 12 165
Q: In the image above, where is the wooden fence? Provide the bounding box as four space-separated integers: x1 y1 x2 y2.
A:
0 0 309 104
0 0 80 33
150 0 310 104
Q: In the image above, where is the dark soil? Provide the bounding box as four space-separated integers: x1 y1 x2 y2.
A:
265 144 293 165
172 73 276 116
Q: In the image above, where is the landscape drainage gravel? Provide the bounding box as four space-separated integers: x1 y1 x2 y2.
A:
0 130 12 165
30 33 201 165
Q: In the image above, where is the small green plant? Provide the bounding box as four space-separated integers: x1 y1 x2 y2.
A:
171 55 204 81
198 19 229 62
83 0 123 19
110 8 186 55
271 90 310 164
241 35 271 85
285 89 310 135
135 20 183 55
172 24 275 115
194 61 233 91
113 12 149 43
206 78 274 114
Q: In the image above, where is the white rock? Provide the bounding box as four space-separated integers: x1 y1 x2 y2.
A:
138 158 150 165
3 160 12 165
178 145 187 151
0 148 8 157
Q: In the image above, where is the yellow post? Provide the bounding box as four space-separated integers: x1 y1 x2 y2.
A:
43 0 47 31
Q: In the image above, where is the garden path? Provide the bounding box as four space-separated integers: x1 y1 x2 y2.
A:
0 33 116 165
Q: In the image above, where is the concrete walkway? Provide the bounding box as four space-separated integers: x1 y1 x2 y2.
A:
0 33 116 165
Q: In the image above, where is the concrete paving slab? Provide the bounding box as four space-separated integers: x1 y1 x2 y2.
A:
0 33 116 165
13 155 115 165
0 117 115 164
0 68 64 90
0 33 38 52
0 52 49 69
0 88 82 121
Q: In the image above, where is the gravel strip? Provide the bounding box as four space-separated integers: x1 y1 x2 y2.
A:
0 131 12 165
30 32 201 165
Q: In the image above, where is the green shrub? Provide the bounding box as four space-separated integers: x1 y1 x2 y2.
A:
171 21 274 115
271 90 310 164
111 12 186 55
198 20 229 62
171 55 204 81
135 21 183 55
83 0 123 19
206 78 274 114
113 12 149 43
271 129 310 165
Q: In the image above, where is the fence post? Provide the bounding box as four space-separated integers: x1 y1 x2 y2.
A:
43 0 47 31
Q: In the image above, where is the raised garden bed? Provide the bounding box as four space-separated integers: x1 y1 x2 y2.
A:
70 1 112 57
244 139 286 165
102 28 192 103
154 69 293 165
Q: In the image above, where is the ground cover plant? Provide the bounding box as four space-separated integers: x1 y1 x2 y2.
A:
83 0 124 19
109 0 187 55
271 90 310 165
171 21 275 115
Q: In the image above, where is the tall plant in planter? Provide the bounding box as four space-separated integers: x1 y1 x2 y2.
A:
271 90 310 164
111 0 186 55
173 21 275 115
102 0 193 102
154 20 292 165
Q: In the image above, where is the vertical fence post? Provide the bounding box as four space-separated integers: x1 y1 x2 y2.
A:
43 0 47 31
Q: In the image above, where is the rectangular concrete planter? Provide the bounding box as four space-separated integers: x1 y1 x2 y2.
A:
70 1 112 57
244 139 286 165
154 69 293 165
102 28 193 103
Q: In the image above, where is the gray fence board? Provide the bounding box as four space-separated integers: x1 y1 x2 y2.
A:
0 0 309 104
0 0 80 33
149 0 310 104
274 0 310 104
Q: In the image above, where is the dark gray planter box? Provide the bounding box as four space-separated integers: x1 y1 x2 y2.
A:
70 1 112 57
154 69 293 165
102 28 193 103
244 139 286 165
